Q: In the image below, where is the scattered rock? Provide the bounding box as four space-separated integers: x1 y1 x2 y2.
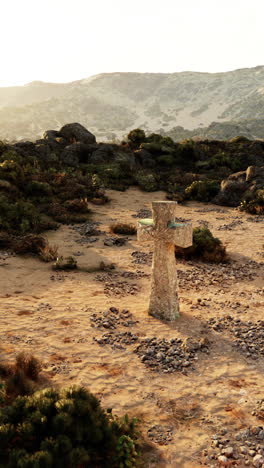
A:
135 337 210 373
207 316 264 359
131 250 153 265
90 307 138 329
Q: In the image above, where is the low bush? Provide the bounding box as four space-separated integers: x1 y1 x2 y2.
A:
175 227 228 263
134 172 158 192
47 202 90 224
64 198 90 213
0 386 139 468
13 235 58 262
0 196 41 233
185 180 220 202
110 223 137 235
0 352 42 402
239 191 264 215
52 256 77 271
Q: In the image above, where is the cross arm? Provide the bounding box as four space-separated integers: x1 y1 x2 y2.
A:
137 219 155 242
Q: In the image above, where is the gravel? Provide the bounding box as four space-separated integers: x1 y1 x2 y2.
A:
147 425 174 445
134 337 210 373
93 331 139 350
204 426 264 466
131 250 153 265
207 316 264 359
90 307 138 329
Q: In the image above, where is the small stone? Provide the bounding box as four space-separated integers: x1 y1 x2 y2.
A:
240 446 248 454
253 454 264 467
249 449 256 457
222 446 234 458
218 455 228 464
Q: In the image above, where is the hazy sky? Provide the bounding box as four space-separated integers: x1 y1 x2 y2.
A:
1 0 263 87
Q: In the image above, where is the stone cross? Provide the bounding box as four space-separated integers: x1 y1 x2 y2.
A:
137 201 192 321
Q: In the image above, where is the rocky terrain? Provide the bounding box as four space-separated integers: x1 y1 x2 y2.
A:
1 66 264 141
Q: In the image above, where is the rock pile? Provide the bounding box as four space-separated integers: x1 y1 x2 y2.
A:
90 307 138 329
103 237 127 246
147 425 174 445
135 337 210 373
131 250 153 265
178 261 261 291
93 331 139 350
204 426 264 467
132 208 152 219
217 219 244 230
207 316 264 359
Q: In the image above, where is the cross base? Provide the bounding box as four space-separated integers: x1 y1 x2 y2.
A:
149 241 179 320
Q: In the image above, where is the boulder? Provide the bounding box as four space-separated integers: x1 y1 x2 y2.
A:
134 149 156 168
90 144 135 168
59 123 96 145
214 166 264 206
61 142 96 166
43 130 61 140
90 144 113 164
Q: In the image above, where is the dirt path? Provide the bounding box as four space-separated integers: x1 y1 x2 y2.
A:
1 187 263 467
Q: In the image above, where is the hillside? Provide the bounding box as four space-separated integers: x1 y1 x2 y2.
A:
0 66 264 141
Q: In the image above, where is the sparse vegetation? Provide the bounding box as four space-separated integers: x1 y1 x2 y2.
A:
0 353 42 402
0 386 139 468
175 227 228 263
13 235 58 261
52 256 78 270
110 223 137 235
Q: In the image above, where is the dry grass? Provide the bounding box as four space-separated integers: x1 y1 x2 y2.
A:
110 222 137 235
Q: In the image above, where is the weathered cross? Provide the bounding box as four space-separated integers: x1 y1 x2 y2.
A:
137 201 192 321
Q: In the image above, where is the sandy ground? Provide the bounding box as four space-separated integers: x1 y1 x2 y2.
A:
0 187 263 467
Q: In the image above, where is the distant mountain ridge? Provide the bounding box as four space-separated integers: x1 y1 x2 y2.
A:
0 66 264 141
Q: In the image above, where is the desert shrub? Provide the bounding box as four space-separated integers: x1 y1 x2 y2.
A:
25 181 52 198
64 198 90 213
52 256 77 271
175 227 227 263
0 231 13 248
0 196 41 233
0 159 24 185
15 352 42 381
95 164 133 191
156 155 175 166
134 172 158 192
209 152 241 172
0 353 42 402
240 190 264 215
0 386 139 468
110 223 137 235
13 234 47 255
185 180 220 202
127 128 146 148
38 243 58 262
47 202 89 224
13 235 58 261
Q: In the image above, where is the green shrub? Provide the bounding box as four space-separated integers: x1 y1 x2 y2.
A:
175 227 227 263
0 159 24 185
156 155 175 166
0 196 41 233
134 172 158 192
0 386 139 468
127 128 146 148
185 180 220 202
239 190 264 215
25 181 52 197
